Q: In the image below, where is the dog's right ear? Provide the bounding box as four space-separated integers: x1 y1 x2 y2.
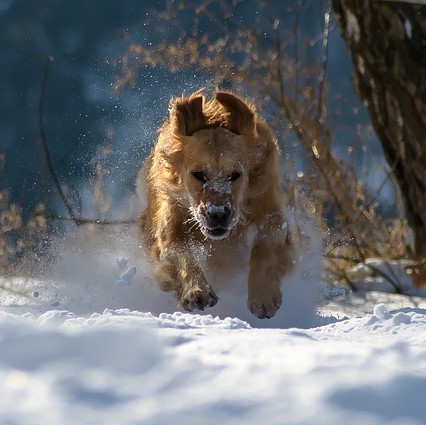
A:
170 95 207 137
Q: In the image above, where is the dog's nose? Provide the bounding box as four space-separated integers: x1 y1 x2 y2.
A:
206 205 231 228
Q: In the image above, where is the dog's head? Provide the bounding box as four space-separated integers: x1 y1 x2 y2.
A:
157 92 269 240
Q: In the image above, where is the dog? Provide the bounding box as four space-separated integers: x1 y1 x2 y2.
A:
137 91 294 319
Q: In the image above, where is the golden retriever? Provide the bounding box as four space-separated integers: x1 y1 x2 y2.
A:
137 91 294 318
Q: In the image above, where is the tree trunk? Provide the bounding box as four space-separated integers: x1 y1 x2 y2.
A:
332 0 426 264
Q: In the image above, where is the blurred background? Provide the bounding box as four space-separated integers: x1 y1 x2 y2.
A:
0 0 380 213
1 0 424 290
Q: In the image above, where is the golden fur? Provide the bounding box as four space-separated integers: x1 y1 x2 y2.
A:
137 91 294 318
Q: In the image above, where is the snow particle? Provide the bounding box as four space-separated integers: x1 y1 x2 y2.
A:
373 303 391 320
118 266 137 285
116 257 128 270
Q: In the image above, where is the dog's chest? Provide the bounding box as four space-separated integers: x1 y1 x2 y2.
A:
200 225 259 289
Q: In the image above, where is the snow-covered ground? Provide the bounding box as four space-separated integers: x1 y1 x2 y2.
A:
1 226 426 425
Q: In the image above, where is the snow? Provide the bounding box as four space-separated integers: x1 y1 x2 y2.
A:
1 303 426 424
203 174 232 194
2 225 426 424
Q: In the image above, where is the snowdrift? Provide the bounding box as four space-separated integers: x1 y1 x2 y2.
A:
0 305 426 425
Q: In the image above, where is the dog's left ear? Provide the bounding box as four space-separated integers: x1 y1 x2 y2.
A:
215 92 257 137
170 95 207 137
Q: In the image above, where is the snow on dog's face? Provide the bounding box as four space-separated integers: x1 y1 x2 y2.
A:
180 127 248 240
157 92 266 240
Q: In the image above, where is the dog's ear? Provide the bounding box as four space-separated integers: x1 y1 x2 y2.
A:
157 95 207 167
215 92 257 137
170 95 207 137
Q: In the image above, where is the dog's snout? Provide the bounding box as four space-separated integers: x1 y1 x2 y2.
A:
206 205 231 228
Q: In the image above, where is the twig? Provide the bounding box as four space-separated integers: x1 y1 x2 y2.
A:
293 2 301 105
327 134 403 258
327 252 404 293
38 55 79 223
326 253 363 263
327 257 357 291
317 2 331 122
327 165 395 256
38 55 138 227
36 212 138 226
271 29 366 261
366 263 403 293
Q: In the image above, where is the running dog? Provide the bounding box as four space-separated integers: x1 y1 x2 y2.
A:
137 91 294 318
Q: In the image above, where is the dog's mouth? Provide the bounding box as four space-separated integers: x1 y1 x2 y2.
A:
201 226 231 240
206 227 228 238
192 207 238 240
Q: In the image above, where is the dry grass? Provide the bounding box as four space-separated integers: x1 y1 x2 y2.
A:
0 187 48 275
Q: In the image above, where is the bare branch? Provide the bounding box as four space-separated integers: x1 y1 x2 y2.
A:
327 163 396 256
366 263 403 293
38 55 79 223
35 212 138 226
316 2 331 122
38 56 137 227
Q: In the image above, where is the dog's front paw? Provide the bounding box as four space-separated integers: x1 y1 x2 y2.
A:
181 285 219 312
248 291 282 319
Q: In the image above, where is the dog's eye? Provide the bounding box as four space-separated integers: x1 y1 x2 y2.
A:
229 171 241 182
192 171 207 183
